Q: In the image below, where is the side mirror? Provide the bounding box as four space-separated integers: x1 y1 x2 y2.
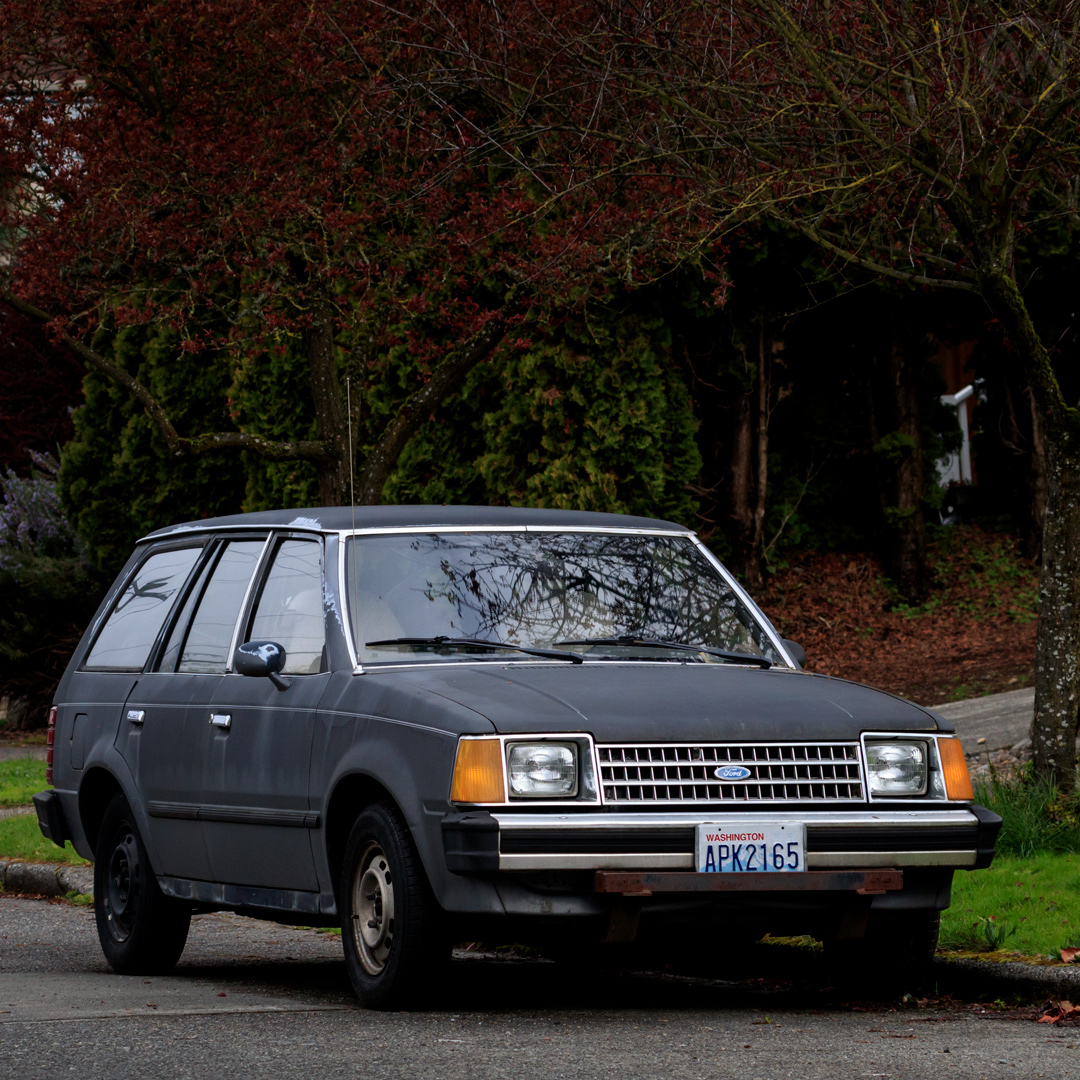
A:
781 639 807 669
234 640 289 691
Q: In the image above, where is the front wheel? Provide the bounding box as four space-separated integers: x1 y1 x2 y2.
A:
94 793 191 975
340 802 446 1009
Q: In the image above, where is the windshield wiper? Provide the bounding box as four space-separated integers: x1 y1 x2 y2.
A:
365 636 584 664
552 636 772 668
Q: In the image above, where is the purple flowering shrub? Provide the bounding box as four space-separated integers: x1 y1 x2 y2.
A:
0 452 82 574
1 453 101 730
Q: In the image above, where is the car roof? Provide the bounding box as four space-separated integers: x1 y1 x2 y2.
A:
141 504 692 541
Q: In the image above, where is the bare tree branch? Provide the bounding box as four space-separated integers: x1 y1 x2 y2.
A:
2 292 331 462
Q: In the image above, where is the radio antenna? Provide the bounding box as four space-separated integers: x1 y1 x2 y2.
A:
347 375 359 667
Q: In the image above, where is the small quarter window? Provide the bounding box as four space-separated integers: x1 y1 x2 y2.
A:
84 547 201 671
247 539 324 674
178 541 265 674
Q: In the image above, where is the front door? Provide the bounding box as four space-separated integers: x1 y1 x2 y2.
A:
201 536 328 891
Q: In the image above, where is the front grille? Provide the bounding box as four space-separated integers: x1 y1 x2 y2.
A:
597 743 864 805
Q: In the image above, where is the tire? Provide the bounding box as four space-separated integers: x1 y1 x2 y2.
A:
94 793 191 975
826 911 940 992
339 801 446 1009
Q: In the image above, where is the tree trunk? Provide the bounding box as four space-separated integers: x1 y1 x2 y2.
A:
867 320 928 601
726 327 770 590
306 300 351 506
1031 431 1080 786
977 269 1080 790
728 383 756 582
1027 392 1048 561
887 325 928 601
354 315 510 505
751 325 770 583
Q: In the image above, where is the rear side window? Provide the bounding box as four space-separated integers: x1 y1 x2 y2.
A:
83 547 202 671
246 539 324 674
177 540 265 673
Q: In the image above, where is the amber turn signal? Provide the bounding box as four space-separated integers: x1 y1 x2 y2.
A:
450 738 504 803
938 737 974 801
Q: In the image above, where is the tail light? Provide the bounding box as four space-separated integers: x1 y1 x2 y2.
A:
45 706 57 785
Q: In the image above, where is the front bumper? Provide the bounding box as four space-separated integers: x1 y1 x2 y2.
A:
442 806 1001 875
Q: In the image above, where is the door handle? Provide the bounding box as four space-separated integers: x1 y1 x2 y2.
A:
209 713 232 729
126 710 145 725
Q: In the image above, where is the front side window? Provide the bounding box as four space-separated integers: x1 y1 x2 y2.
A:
344 531 785 667
246 539 324 674
84 546 202 671
177 540 265 673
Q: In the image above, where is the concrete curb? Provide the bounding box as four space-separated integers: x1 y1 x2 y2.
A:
0 860 93 897
932 957 1080 1001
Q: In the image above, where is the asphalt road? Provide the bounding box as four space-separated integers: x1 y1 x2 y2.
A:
2 896 1076 1080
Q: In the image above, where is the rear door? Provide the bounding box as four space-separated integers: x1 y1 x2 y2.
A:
80 544 204 849
202 534 329 891
117 535 269 881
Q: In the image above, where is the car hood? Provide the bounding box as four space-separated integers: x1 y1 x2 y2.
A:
377 662 941 742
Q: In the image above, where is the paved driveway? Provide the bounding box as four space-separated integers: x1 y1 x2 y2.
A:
931 688 1034 755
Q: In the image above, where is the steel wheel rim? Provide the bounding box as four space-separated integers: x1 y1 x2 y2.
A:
105 827 140 943
351 841 395 975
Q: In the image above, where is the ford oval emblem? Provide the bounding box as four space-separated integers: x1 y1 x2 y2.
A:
714 765 752 781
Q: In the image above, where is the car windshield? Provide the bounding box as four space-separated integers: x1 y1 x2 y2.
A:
344 531 786 667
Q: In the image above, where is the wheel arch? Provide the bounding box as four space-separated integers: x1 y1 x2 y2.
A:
324 771 398 906
78 767 126 855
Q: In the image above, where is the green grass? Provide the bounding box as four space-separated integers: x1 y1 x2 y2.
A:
0 812 89 866
0 759 47 808
975 775 1080 859
941 853 1080 960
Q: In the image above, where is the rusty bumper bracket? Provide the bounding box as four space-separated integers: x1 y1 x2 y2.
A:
594 869 903 897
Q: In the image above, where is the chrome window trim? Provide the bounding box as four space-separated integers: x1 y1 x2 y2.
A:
337 525 690 537
139 522 327 542
224 535 274 673
688 535 795 668
235 531 326 676
338 526 778 675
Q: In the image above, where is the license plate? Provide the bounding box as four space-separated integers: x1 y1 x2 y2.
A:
695 822 806 873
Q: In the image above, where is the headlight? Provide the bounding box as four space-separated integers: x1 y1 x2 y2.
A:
507 742 578 797
865 740 928 797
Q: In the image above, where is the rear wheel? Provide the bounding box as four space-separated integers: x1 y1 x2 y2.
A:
340 801 447 1009
94 793 191 975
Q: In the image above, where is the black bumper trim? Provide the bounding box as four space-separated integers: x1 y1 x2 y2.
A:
33 790 69 849
970 804 1003 869
442 811 499 873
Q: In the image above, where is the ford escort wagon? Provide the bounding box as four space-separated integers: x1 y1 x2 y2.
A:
34 506 1000 1006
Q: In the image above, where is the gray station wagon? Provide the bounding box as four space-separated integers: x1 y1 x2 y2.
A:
35 506 1000 1006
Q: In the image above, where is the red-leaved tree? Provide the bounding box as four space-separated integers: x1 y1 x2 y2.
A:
0 0 652 505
